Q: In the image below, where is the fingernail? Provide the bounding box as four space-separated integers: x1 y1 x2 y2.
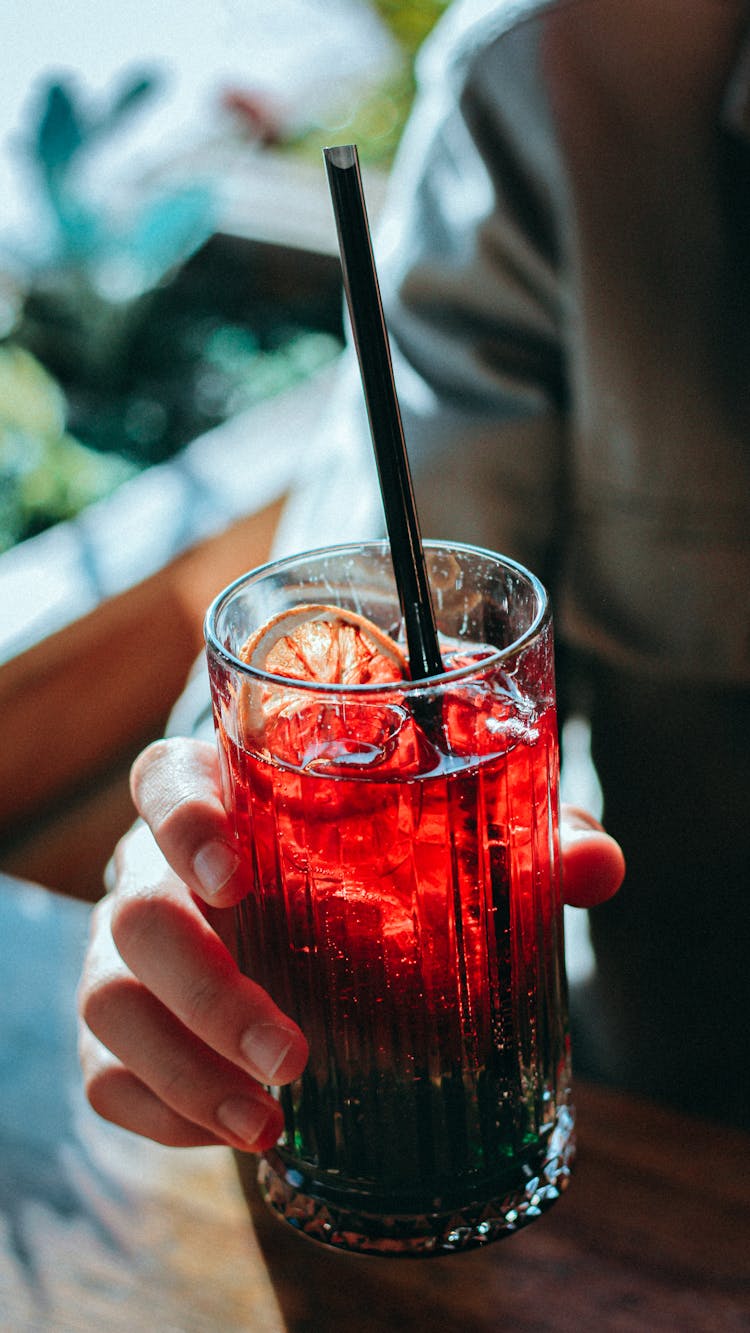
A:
240 1023 295 1083
192 840 239 896
217 1095 276 1149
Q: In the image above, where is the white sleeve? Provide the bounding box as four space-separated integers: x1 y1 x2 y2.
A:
271 352 383 557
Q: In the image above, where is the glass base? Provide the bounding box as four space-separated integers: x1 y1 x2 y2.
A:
256 1104 575 1258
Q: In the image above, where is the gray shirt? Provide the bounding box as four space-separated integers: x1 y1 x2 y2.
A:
283 0 750 689
275 0 750 1124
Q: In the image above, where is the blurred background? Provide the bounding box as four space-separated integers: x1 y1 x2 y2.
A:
0 0 597 981
0 0 448 558
0 0 453 903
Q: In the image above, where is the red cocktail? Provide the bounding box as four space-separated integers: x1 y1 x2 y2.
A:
205 541 573 1256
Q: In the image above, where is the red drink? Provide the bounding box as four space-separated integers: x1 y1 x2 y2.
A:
206 543 574 1255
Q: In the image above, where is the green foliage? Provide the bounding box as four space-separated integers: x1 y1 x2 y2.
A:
0 345 136 553
285 0 451 166
197 326 341 417
0 6 453 554
373 0 452 59
0 69 227 545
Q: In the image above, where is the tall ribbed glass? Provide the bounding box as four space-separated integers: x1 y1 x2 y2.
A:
205 542 573 1256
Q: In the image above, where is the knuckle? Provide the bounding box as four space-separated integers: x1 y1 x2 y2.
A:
181 975 222 1031
157 799 204 852
130 737 172 789
77 968 140 1043
129 747 160 812
157 1055 205 1112
130 737 224 842
82 1061 119 1119
130 740 187 825
109 882 174 965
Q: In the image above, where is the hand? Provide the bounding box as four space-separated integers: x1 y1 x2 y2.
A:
78 738 309 1153
558 804 625 908
78 737 624 1150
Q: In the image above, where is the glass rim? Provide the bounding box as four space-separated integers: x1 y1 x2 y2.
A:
204 539 550 696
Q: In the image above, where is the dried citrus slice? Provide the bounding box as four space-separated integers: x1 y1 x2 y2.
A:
237 604 408 756
238 603 407 686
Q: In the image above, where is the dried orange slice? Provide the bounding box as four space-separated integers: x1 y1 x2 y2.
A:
238 604 407 686
237 605 408 754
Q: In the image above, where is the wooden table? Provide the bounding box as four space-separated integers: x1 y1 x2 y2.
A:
1 873 748 1332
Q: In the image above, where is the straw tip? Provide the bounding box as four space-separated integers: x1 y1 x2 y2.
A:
323 143 357 169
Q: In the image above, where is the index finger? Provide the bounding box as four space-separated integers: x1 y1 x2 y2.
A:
102 823 308 1086
130 736 246 907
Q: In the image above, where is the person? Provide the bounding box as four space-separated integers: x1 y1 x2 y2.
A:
79 0 750 1146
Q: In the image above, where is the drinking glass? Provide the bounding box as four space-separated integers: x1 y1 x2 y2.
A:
204 540 573 1256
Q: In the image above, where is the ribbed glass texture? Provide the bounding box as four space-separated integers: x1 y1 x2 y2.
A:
206 542 573 1255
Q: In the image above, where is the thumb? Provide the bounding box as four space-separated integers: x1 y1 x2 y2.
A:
560 805 625 909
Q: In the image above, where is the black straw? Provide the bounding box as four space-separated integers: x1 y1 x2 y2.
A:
323 144 443 680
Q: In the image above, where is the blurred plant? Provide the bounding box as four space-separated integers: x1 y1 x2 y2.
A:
373 0 452 61
0 344 136 553
364 0 452 160
26 68 215 283
7 70 216 388
0 51 398 555
0 70 230 549
289 0 451 165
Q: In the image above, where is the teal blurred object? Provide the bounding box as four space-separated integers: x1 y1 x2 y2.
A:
25 71 216 298
0 72 343 550
9 71 217 421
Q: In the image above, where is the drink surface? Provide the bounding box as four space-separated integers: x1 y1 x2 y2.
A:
214 643 570 1216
